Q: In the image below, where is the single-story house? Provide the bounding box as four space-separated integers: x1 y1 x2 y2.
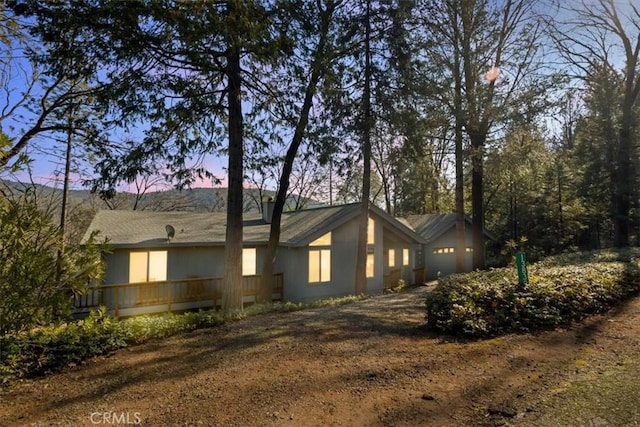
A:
404 213 495 280
78 201 425 317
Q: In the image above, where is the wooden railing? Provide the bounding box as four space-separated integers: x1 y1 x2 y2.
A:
74 273 284 317
413 267 426 285
383 268 403 290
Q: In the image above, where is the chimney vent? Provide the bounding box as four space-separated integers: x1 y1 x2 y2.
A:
262 197 275 223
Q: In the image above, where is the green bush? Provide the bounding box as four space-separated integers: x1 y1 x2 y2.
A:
0 188 106 336
0 307 225 382
425 249 640 337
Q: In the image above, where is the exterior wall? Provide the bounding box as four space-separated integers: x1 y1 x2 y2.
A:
280 215 386 303
423 226 474 280
103 245 272 286
103 246 225 285
169 246 225 279
382 231 416 285
95 245 277 316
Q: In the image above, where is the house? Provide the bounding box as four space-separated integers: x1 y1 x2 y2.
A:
78 202 425 317
404 213 495 280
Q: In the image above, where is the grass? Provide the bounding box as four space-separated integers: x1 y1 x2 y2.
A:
524 355 640 426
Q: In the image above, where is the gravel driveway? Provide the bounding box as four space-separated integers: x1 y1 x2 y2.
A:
2 284 639 427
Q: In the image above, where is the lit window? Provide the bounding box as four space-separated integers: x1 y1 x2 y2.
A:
310 232 331 246
367 217 375 244
433 247 455 254
388 249 396 267
466 247 474 252
366 253 375 278
309 232 331 283
129 251 167 283
403 248 409 266
242 248 257 276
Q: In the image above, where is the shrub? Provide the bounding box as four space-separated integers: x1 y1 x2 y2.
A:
0 307 226 382
425 249 640 337
0 188 106 336
0 293 367 382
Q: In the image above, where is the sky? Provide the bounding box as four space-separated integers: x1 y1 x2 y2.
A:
2 0 639 192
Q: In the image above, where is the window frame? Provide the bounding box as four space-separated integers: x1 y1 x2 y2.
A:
129 250 168 283
309 232 332 284
242 248 257 276
388 248 396 268
402 248 410 266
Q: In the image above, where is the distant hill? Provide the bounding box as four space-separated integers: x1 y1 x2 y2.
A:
1 180 320 213
0 180 322 242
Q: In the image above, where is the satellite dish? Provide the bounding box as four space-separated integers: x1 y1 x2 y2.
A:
165 224 176 240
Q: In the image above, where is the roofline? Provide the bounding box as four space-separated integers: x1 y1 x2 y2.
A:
370 205 428 244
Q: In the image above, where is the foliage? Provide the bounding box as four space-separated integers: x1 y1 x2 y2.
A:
425 249 640 337
0 293 369 382
0 188 105 336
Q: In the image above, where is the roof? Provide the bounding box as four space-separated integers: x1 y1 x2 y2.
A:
405 213 496 242
81 203 424 248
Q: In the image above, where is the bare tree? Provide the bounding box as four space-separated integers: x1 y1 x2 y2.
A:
551 0 640 247
416 0 551 269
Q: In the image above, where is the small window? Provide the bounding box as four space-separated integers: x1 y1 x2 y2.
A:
466 247 474 252
388 249 396 267
309 249 331 283
403 248 409 266
366 253 375 278
242 248 257 276
433 247 455 254
367 217 375 245
310 232 331 246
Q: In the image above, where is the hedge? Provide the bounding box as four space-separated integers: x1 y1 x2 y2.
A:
425 249 640 337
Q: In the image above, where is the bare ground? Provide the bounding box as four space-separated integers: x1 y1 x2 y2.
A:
1 285 640 427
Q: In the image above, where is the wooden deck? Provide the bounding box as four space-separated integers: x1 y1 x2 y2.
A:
74 274 284 318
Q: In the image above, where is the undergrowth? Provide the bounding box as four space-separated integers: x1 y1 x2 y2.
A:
425 248 640 337
0 293 368 382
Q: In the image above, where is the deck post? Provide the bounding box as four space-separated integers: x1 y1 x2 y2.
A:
114 287 119 318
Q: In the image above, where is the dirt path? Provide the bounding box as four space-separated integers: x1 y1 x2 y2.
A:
1 285 640 427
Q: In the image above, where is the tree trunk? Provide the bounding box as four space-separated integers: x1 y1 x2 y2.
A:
257 9 331 302
470 134 485 270
613 111 634 247
354 0 372 295
222 39 244 314
452 16 465 273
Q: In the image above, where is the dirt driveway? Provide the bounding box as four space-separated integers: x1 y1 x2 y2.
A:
1 285 639 426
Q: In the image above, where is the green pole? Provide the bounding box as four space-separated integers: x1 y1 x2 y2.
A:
516 252 529 285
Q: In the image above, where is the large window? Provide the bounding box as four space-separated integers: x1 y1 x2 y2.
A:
366 253 375 278
242 248 257 276
309 232 331 283
129 251 167 283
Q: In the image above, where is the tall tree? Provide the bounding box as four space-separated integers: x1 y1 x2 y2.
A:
257 0 342 302
415 0 551 269
551 0 640 247
12 0 285 312
354 0 373 295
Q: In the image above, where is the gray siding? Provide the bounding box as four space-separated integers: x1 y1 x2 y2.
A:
423 226 473 279
281 215 386 303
